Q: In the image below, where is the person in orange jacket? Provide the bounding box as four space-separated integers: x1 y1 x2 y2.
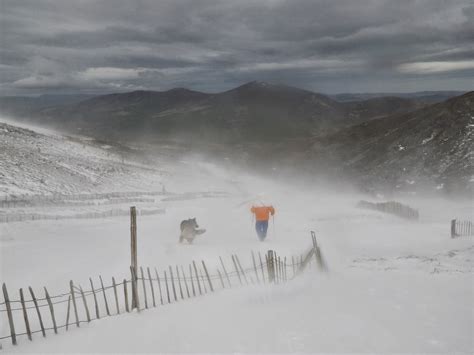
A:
250 205 275 241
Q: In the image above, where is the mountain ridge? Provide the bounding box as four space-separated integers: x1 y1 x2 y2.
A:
305 91 474 194
1 81 427 143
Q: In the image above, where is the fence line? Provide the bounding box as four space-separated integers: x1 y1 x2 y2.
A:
0 235 325 348
0 208 165 224
1 261 302 310
0 190 229 209
0 198 157 209
0 191 166 205
357 200 419 220
451 219 474 238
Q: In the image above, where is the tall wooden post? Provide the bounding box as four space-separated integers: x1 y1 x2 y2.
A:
451 219 456 238
311 232 327 272
130 206 138 309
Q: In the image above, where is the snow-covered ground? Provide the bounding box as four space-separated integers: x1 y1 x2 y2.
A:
0 118 175 197
0 119 473 353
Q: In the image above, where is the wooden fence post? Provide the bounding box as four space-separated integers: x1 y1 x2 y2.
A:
199 268 207 293
169 266 178 301
147 267 156 307
44 287 58 334
3 283 17 345
29 286 46 336
155 268 163 305
69 281 80 327
19 288 32 341
192 261 203 295
265 253 269 277
258 252 266 283
451 219 456 238
65 295 71 330
164 270 171 304
274 253 279 284
219 256 231 288
99 276 110 316
252 251 260 284
130 267 140 311
267 250 275 283
217 269 225 289
123 279 130 312
189 264 196 297
232 255 243 285
279 256 283 283
201 261 214 292
235 255 248 285
130 206 138 309
311 233 327 272
311 232 318 267
79 286 91 322
176 266 184 300
282 256 286 282
112 277 120 314
292 256 296 277
181 265 191 298
140 267 148 309
89 278 100 319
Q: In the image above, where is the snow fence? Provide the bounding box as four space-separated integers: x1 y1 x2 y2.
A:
0 234 326 349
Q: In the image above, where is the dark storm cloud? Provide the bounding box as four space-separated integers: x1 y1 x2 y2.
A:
0 0 473 95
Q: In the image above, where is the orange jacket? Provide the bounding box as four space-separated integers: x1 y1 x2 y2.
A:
251 206 275 221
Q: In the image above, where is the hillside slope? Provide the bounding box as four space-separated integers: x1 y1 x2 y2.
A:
0 121 169 196
308 92 474 194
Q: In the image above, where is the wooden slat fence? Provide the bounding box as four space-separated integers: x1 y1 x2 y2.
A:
0 234 325 349
357 200 419 220
451 219 474 238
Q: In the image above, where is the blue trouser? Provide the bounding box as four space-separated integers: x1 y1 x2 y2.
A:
255 220 269 241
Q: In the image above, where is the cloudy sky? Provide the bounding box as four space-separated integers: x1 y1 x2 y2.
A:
1 0 473 95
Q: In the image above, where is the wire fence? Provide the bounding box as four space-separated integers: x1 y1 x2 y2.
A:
0 235 326 348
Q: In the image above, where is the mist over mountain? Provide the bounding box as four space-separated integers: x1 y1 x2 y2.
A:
1 82 472 195
0 94 96 116
1 81 424 142
305 92 474 194
331 91 466 103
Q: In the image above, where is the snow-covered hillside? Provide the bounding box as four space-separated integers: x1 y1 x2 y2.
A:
0 120 473 353
0 120 170 197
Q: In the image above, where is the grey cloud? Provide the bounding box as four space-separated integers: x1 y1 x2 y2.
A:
0 0 473 95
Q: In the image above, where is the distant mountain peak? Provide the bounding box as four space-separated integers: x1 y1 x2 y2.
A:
233 81 308 94
248 80 272 87
236 81 275 90
165 87 197 94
